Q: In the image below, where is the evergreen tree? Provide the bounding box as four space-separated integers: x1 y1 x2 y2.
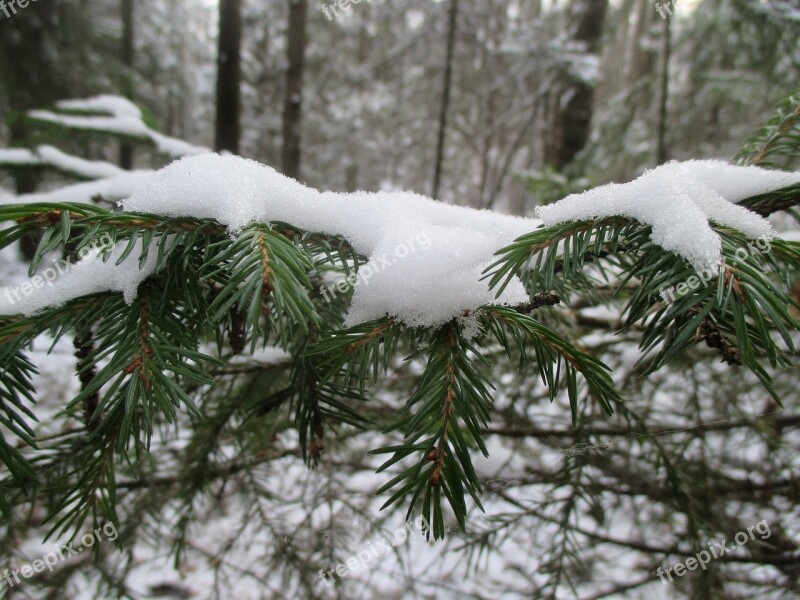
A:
0 90 798 598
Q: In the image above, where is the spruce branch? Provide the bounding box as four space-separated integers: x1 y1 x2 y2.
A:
478 306 620 423
0 352 38 489
370 321 492 539
309 318 404 393
486 213 799 401
204 224 319 351
738 88 800 169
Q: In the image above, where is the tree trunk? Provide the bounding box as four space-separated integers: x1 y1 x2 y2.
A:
120 0 135 169
656 13 672 165
0 2 82 258
545 0 609 170
281 0 308 180
215 0 242 154
431 0 459 200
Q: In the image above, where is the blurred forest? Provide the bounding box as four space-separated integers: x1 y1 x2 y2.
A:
2 0 797 208
1 1 799 599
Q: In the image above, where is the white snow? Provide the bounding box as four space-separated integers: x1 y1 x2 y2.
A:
3 155 798 327
227 346 292 365
122 153 538 328
0 145 126 180
681 159 800 203
0 145 128 184
28 99 209 159
0 148 40 165
537 160 791 271
147 130 212 158
28 110 152 138
781 231 800 243
36 145 126 179
0 186 12 205
14 170 154 205
56 95 144 119
0 239 160 316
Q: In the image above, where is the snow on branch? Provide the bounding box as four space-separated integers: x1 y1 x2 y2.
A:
0 145 126 180
127 154 540 328
1 154 798 330
537 160 799 271
9 170 154 206
27 95 209 158
0 148 40 166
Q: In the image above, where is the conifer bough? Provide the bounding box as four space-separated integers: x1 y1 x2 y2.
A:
0 95 798 539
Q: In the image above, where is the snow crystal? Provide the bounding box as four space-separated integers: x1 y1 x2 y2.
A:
537 160 788 271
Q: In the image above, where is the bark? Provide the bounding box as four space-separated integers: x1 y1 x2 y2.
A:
545 0 609 170
120 0 136 169
282 0 308 180
656 13 672 165
431 0 459 200
215 0 242 154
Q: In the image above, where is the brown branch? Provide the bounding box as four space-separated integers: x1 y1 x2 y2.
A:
751 102 800 165
114 448 299 490
73 327 100 431
344 320 396 354
483 412 800 438
699 319 742 366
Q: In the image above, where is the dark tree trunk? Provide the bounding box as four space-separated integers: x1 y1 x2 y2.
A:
0 3 80 259
215 0 242 154
431 0 459 200
545 0 609 170
656 13 672 165
282 0 308 180
120 0 135 169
